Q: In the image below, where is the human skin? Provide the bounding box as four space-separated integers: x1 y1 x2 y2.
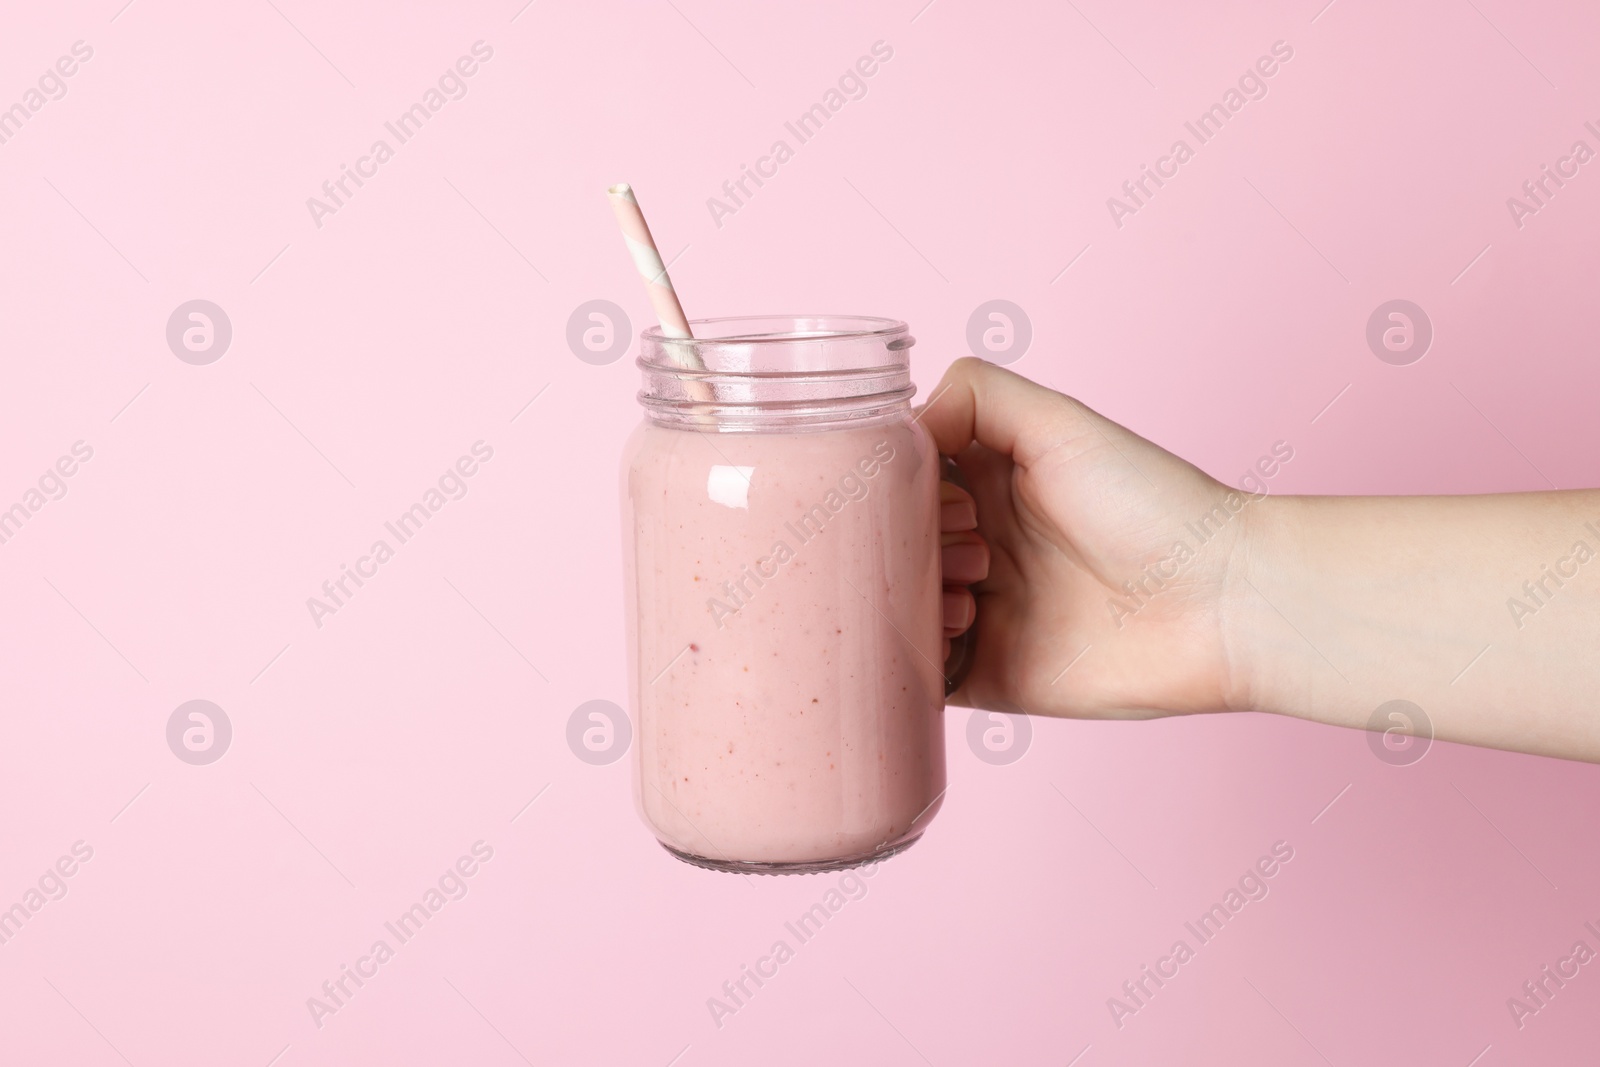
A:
930 357 1600 764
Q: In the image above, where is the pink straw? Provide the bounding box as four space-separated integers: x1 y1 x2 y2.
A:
608 185 697 340
607 183 711 406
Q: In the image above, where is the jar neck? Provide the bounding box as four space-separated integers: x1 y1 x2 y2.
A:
636 316 917 431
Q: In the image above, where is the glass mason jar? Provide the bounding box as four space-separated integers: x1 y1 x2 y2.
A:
620 315 953 874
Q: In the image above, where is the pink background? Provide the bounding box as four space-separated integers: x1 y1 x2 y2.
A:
2 0 1598 1063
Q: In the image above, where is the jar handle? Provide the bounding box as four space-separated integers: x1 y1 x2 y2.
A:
940 454 977 699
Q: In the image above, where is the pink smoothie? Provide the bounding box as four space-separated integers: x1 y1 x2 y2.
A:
621 415 946 868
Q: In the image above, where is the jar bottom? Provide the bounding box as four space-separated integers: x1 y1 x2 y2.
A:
660 834 922 876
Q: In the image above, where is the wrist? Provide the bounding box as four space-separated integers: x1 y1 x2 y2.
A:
1218 491 1304 716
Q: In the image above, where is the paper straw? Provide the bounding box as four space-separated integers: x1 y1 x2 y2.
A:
609 183 700 340
607 183 712 410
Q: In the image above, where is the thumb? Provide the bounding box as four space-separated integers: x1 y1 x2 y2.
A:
916 357 1082 466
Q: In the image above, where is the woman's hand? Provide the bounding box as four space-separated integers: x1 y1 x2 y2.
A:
926 356 1600 764
927 357 1260 720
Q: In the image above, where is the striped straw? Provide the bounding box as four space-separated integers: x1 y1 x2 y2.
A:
607 184 711 407
608 182 700 338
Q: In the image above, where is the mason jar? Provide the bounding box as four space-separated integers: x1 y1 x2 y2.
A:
620 315 952 874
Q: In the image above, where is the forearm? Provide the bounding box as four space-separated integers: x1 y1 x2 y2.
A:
1229 491 1600 762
